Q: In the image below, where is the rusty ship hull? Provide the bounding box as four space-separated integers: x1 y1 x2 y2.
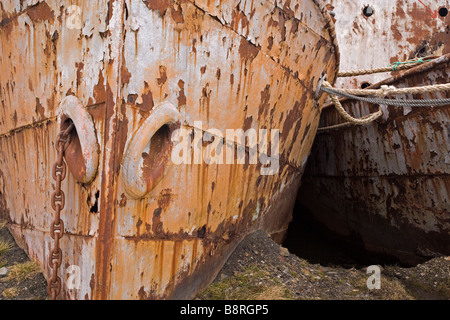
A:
297 0 450 265
324 0 450 90
298 56 450 264
0 0 339 299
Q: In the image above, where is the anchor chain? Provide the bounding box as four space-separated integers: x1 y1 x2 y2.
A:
47 121 74 299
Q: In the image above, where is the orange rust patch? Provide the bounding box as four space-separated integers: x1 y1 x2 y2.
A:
282 0 295 18
93 70 106 103
177 79 186 106
231 9 250 37
138 81 155 115
157 188 173 210
243 115 253 131
157 65 168 86
76 62 84 88
216 68 221 80
171 4 184 23
119 193 127 208
27 2 55 23
143 0 170 17
117 102 129 171
121 64 132 85
90 273 95 294
258 84 271 118
238 38 259 62
267 36 274 50
0 169 10 221
34 98 45 119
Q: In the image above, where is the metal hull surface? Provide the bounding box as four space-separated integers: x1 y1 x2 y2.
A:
299 55 450 265
298 0 450 265
0 0 339 299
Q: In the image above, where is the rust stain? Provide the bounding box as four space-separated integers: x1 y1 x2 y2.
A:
0 169 10 221
27 2 55 23
0 0 339 300
302 55 450 264
157 65 168 86
231 8 250 37
171 3 185 23
75 62 84 88
258 84 271 118
243 115 253 131
267 36 274 50
127 93 138 104
177 79 186 106
121 64 132 85
94 77 118 300
119 193 127 207
35 98 45 119
143 0 170 17
215 68 221 80
238 38 259 63
138 81 155 115
93 70 106 103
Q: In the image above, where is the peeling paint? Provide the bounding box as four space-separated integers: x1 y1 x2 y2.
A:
0 0 339 299
325 0 450 89
300 54 450 265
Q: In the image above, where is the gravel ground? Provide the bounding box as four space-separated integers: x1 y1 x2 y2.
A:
0 225 47 300
196 230 450 300
1 224 448 300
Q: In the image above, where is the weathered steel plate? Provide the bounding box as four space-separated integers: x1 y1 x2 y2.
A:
0 0 339 299
325 0 450 89
299 54 450 265
297 0 450 265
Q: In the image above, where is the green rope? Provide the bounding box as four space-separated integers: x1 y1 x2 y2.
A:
389 58 432 71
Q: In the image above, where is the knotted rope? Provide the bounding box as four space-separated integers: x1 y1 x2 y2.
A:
317 81 383 132
337 57 436 77
317 80 450 132
325 83 450 98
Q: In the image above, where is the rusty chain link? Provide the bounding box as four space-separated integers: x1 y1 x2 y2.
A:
48 122 74 299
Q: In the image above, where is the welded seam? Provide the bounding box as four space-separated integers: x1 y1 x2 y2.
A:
177 122 312 173
0 117 57 139
0 99 106 139
8 223 96 239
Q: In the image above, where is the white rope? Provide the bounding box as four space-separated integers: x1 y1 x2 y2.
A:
317 80 450 132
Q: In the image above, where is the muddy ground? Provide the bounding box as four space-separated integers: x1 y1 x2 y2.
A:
0 223 448 300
